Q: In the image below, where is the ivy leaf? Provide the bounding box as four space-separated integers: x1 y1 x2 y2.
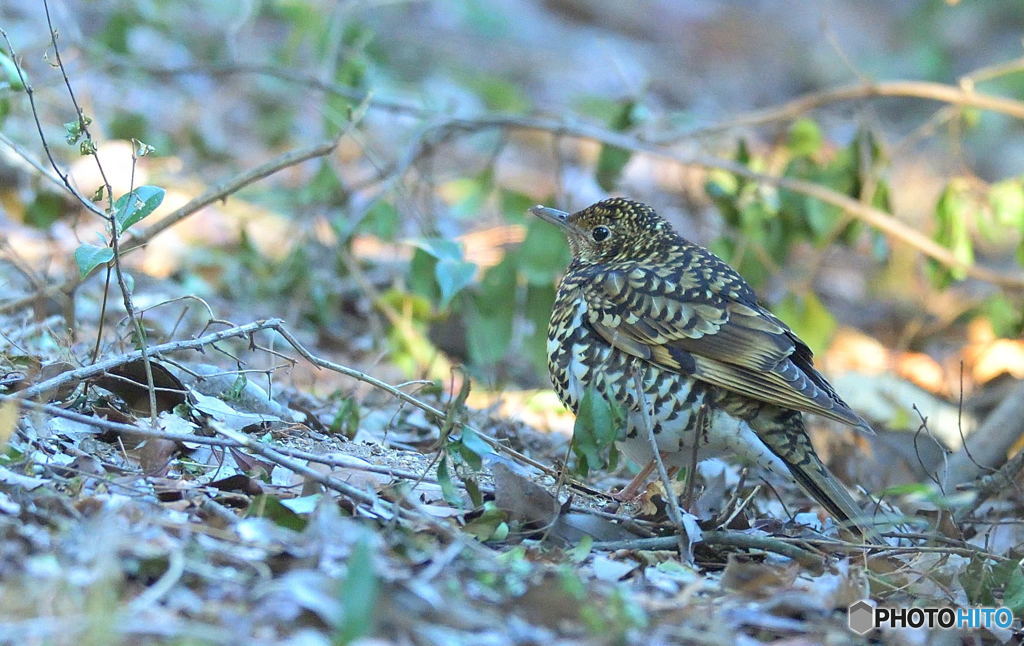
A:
0 50 25 90
114 185 165 234
927 181 974 288
74 243 114 278
435 257 476 309
989 179 1024 228
787 118 823 157
245 495 307 531
595 100 640 191
519 219 571 285
773 292 837 355
436 456 462 507
457 426 492 470
523 284 556 374
360 201 400 240
409 238 477 309
1002 562 1024 615
410 237 462 261
467 257 517 365
335 537 379 645
571 385 624 476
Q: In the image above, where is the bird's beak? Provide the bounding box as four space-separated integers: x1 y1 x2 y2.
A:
530 205 575 233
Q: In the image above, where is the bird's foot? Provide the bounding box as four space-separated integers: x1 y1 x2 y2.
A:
609 460 658 502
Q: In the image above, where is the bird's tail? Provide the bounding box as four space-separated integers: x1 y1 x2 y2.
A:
755 409 885 545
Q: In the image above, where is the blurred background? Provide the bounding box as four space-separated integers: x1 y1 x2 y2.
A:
2 0 1024 487
5 2 1024 643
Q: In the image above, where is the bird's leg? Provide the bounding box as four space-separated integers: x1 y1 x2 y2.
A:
613 460 682 501
612 460 657 501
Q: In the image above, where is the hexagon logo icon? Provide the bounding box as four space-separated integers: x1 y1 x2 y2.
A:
848 600 875 635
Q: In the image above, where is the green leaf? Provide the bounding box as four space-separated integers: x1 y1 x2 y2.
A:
334 537 379 645
519 219 571 285
279 494 322 514
436 456 462 507
25 192 64 229
245 494 307 531
802 196 839 240
361 201 400 240
0 50 25 90
302 161 346 207
467 257 517 365
571 385 624 476
64 116 92 145
963 555 995 607
570 535 593 563
464 476 483 507
114 185 165 234
989 179 1024 228
787 118 823 157
329 397 361 439
410 237 463 262
596 146 631 192
408 249 441 302
772 292 837 355
524 283 556 374
435 258 476 309
464 74 530 113
462 502 509 541
927 182 974 288
222 373 247 401
74 243 114 278
458 426 492 469
441 170 493 218
466 305 514 366
1002 562 1024 614
595 100 639 191
499 189 535 223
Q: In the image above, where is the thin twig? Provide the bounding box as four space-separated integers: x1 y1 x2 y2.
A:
632 365 690 560
16 319 282 400
954 443 1024 524
0 28 104 218
654 80 1024 141
0 137 345 317
13 318 569 483
5 395 654 527
420 114 1024 287
591 531 823 569
118 58 1024 286
683 402 705 510
269 322 562 479
122 137 343 253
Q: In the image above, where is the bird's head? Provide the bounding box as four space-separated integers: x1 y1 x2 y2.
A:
530 197 678 264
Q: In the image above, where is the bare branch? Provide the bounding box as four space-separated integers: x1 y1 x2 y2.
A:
123 137 342 252
429 114 1024 288
944 380 1024 486
656 80 1024 141
16 319 282 400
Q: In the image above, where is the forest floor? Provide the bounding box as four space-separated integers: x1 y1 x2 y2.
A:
3 1 1024 644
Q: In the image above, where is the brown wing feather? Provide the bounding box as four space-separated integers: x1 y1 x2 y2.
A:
584 264 873 432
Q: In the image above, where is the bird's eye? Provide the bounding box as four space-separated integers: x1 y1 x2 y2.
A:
591 226 610 242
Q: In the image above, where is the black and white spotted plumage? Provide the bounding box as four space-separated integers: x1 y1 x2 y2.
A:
534 197 879 541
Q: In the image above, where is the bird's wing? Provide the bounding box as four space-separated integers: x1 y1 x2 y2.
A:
581 262 873 432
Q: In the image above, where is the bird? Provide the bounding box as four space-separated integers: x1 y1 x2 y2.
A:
531 197 880 542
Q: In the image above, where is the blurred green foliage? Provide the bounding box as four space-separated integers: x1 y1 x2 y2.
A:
29 0 1024 384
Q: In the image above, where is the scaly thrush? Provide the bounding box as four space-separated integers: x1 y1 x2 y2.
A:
532 197 878 541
